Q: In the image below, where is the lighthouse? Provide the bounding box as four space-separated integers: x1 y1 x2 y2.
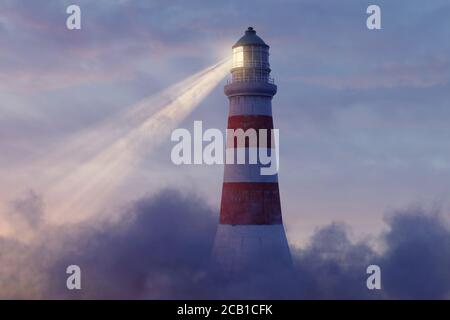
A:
212 27 292 274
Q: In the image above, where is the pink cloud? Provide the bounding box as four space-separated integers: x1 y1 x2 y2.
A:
292 60 450 90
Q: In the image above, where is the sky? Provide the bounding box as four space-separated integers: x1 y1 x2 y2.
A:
0 0 450 298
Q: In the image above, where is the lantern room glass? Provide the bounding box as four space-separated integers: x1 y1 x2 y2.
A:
232 46 244 68
232 46 269 69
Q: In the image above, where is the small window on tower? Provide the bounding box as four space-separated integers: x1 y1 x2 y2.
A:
232 46 244 68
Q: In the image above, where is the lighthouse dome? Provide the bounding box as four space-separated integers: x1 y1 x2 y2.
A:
232 27 269 48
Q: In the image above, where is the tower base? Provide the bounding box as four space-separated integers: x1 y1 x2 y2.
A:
212 224 292 275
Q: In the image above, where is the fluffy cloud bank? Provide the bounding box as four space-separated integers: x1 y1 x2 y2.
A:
0 189 449 299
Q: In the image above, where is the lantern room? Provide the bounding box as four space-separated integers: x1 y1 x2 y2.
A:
230 27 273 84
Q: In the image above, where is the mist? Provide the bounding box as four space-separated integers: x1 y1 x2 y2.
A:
1 188 449 299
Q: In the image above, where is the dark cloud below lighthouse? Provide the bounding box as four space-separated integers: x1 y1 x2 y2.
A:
22 189 448 300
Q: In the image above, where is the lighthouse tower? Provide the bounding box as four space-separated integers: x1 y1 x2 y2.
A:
212 27 292 274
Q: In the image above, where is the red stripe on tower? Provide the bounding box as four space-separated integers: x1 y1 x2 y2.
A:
220 182 282 225
212 27 292 274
